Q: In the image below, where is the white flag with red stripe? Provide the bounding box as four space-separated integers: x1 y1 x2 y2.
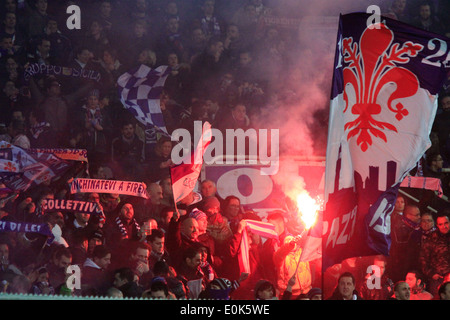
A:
170 121 212 204
239 219 279 274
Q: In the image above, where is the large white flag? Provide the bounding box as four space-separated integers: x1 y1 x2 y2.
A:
323 13 450 270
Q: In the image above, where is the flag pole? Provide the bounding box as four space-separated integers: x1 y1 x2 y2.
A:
169 167 183 220
290 207 320 293
293 228 309 275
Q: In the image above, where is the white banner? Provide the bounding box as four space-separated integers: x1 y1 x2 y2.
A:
70 178 149 199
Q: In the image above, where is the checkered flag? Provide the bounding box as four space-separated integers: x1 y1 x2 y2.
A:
117 64 171 135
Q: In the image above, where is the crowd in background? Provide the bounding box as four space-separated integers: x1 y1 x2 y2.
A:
0 0 449 300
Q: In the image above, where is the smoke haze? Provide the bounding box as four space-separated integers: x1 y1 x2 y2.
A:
253 0 387 201
252 0 388 158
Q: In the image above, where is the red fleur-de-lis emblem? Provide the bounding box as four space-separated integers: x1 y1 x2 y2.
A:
3 161 17 172
40 173 51 182
342 23 424 152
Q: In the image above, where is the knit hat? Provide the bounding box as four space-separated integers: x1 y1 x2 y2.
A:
202 197 220 211
88 228 104 242
211 278 232 290
189 208 207 221
254 280 275 299
151 276 167 285
88 89 100 98
307 287 322 300
167 277 186 299
209 278 233 300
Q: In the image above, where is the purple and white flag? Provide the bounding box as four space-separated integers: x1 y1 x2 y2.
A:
324 13 450 270
0 141 74 192
117 64 171 135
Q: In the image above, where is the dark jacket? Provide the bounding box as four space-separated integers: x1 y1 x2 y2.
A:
327 289 364 300
81 259 111 296
419 230 450 280
387 216 422 282
165 216 199 270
